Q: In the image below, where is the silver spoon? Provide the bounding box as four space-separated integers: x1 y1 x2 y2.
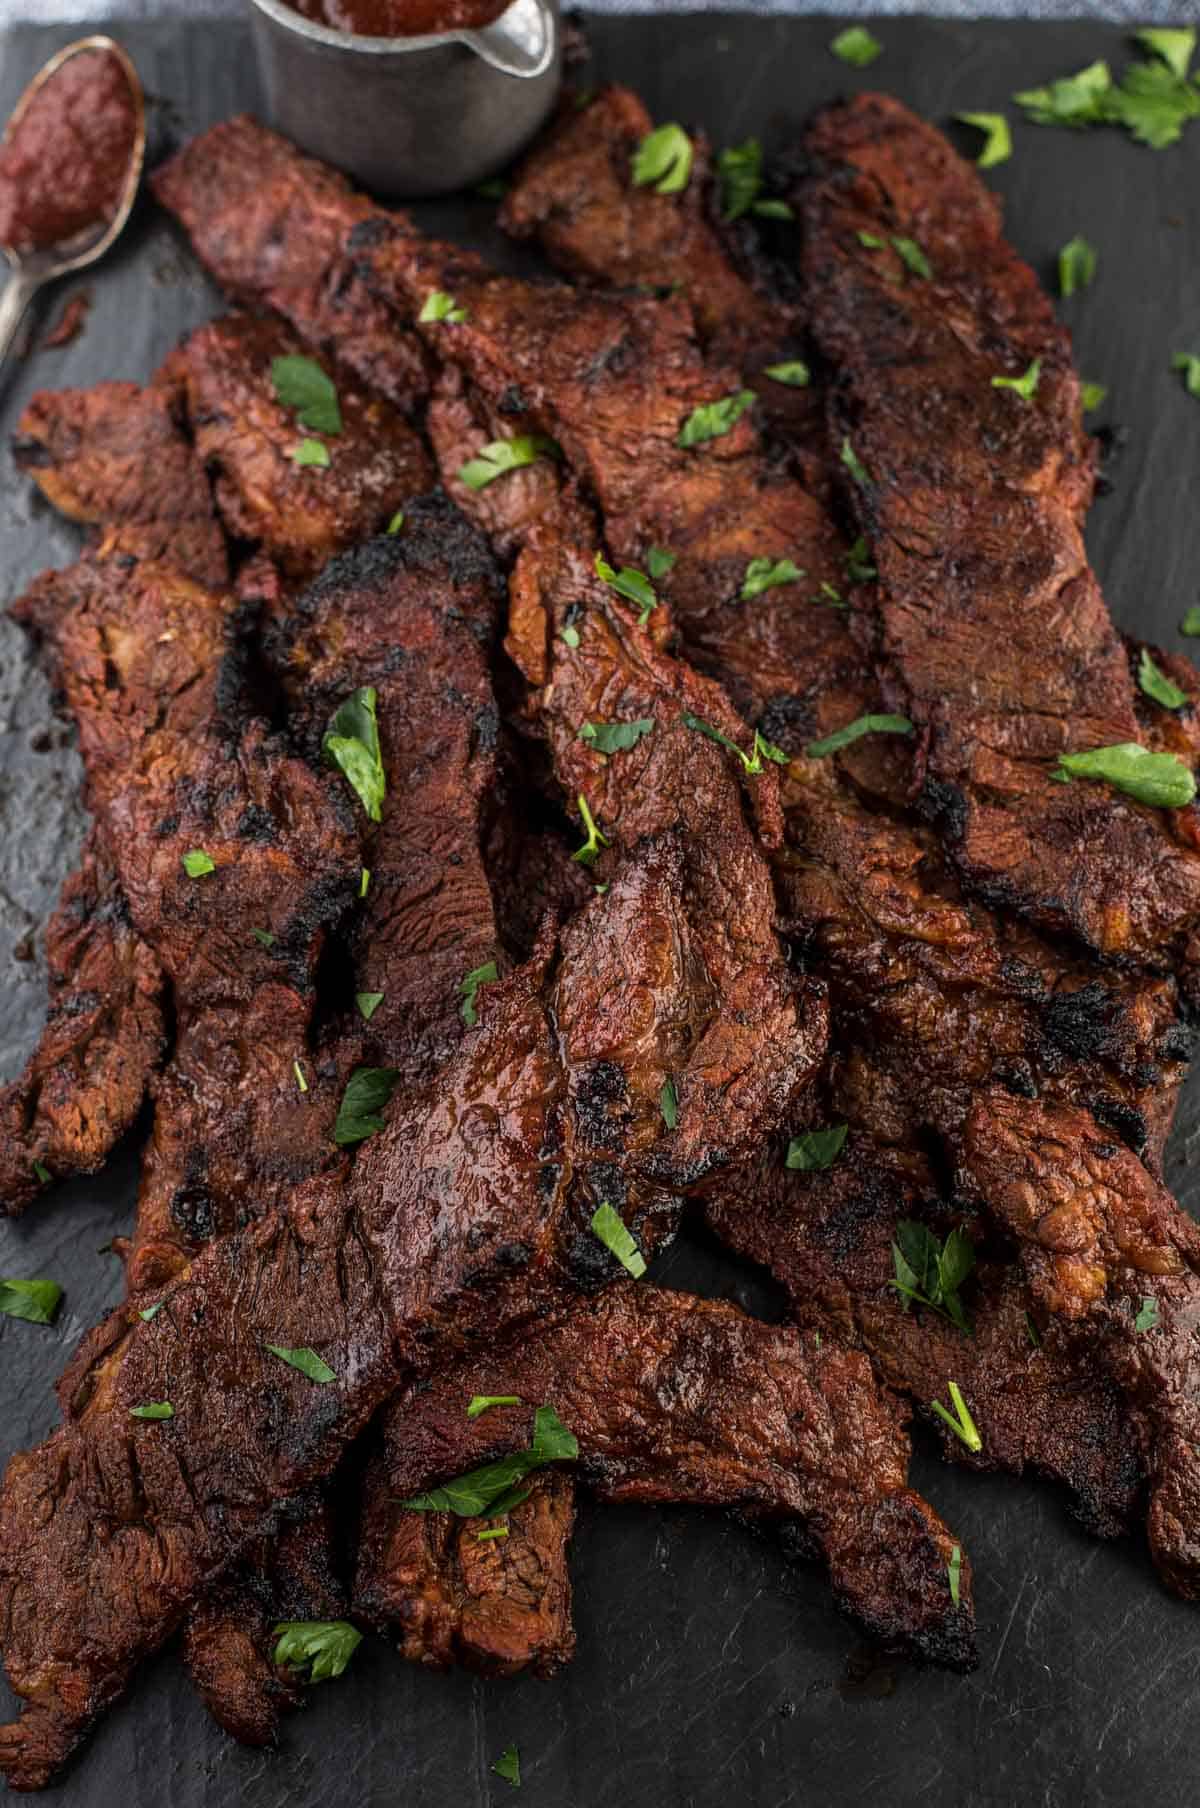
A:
0 35 145 373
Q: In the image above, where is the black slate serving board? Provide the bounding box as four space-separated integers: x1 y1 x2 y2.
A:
2 12 1200 1806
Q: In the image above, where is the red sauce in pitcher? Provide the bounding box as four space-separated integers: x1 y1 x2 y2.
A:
284 0 510 36
0 46 139 257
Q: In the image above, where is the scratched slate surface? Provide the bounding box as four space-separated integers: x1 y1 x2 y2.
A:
2 11 1200 1806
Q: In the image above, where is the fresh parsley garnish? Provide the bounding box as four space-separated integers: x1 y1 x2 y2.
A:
323 685 385 822
458 435 560 490
402 1405 578 1514
0 1278 61 1325
805 714 913 758
594 553 658 624
139 1301 163 1323
419 290 468 323
1025 1312 1041 1347
1174 353 1200 398
831 25 881 67
1181 606 1200 636
356 991 384 1021
265 1344 336 1383
677 390 755 448
929 1381 982 1452
31 1160 50 1185
360 867 371 898
477 1525 509 1542
251 927 275 949
785 1126 848 1172
631 122 692 194
333 1066 401 1145
891 235 934 280
1081 381 1108 413
1015 35 1200 149
715 139 793 222
1138 649 1187 710
572 795 609 866
646 545 677 579
992 358 1042 401
948 1544 962 1606
181 849 215 878
590 1202 646 1278
130 1401 174 1421
682 712 787 775
1134 1296 1160 1332
493 1745 521 1789
273 1620 361 1683
1137 26 1197 79
386 510 404 534
460 960 498 1027
579 718 655 754
271 354 342 435
891 1221 975 1332
840 438 872 485
1055 743 1196 808
660 1077 678 1130
763 360 810 386
467 1395 522 1419
560 623 581 649
956 111 1012 167
1058 235 1097 297
291 437 331 468
741 557 804 600
845 536 877 583
293 1058 308 1094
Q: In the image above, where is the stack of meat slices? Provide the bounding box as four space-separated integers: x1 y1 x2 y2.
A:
0 81 1197 1790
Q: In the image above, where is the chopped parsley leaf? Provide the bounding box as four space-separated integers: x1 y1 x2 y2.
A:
632 122 692 194
291 437 331 468
130 1401 174 1421
594 553 659 624
660 1077 678 1130
992 358 1042 401
677 389 755 448
460 960 499 1027
493 1745 521 1788
31 1160 50 1185
955 111 1012 168
741 556 804 600
1136 27 1196 80
1174 353 1200 398
140 1301 164 1323
419 290 468 323
1056 742 1196 808
1014 39 1200 149
831 25 881 67
805 714 913 759
891 1221 975 1333
1138 649 1187 711
181 849 215 878
572 795 609 866
402 1406 578 1514
717 138 764 220
333 1066 401 1145
929 1381 982 1452
948 1544 962 1606
579 717 655 754
845 536 877 583
1180 607 1200 637
467 1395 522 1419
0 1278 62 1325
682 711 787 775
273 1620 361 1683
1081 381 1108 413
646 545 677 579
293 1059 308 1094
476 1525 510 1542
360 867 371 898
386 510 404 534
265 1344 336 1384
458 435 559 490
1134 1296 1160 1333
891 235 934 280
560 623 581 648
763 360 810 387
590 1202 647 1278
271 354 342 435
356 991 385 1021
840 438 872 485
786 1125 848 1172
251 927 276 949
323 685 385 822
1058 235 1097 298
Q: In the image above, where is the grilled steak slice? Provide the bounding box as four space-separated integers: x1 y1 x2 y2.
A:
151 116 428 413
0 829 165 1213
797 93 1200 978
12 377 228 589
357 1468 576 1677
359 1284 974 1669
172 314 432 581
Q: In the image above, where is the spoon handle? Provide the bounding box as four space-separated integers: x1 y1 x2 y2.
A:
0 268 40 375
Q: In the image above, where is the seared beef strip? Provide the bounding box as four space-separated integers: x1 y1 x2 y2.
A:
360 1284 973 1669
151 115 429 413
0 830 164 1214
12 376 228 589
797 93 1200 980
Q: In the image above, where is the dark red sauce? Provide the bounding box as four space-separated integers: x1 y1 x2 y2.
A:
283 0 510 37
0 48 139 257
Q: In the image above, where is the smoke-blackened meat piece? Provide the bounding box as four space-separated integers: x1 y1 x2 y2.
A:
0 830 164 1214
152 115 428 412
12 378 228 589
360 1285 974 1669
173 314 432 581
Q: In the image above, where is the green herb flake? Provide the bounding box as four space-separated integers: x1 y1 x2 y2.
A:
139 1301 164 1323
786 1125 848 1172
1108 52 1200 148
386 510 405 534
753 198 793 220
677 390 756 449
1174 353 1200 399
403 1406 578 1515
991 358 1042 401
1136 27 1196 80
0 1278 62 1325
717 138 763 220
646 545 677 580
1181 607 1200 637
1025 1312 1042 1347
956 111 1012 168
741 556 805 601
578 717 656 754
892 235 934 280
857 230 886 249
1138 649 1188 711
1058 235 1097 298
291 437 331 469
493 1745 521 1789
130 1401 174 1421
682 711 787 776
594 553 659 624
360 866 371 898
323 685 385 822
805 713 913 759
251 927 276 949
1015 43 1200 149
1081 381 1108 413
1013 59 1114 129
460 960 499 1027
831 25 881 67
840 438 872 485
467 1395 522 1419
845 536 877 583
660 1077 678 1131
293 1059 308 1094
891 1221 976 1333
929 1380 982 1452
1134 1296 1160 1333
477 1525 510 1542
632 122 693 195
181 849 215 878
355 991 385 1023
419 289 469 324
1055 742 1196 809
458 435 560 491
572 794 610 866
590 1202 647 1279
31 1160 51 1185
265 1344 336 1384
763 360 810 387
273 1620 361 1684
270 354 342 435
333 1066 401 1146
560 623 581 649
947 1544 962 1607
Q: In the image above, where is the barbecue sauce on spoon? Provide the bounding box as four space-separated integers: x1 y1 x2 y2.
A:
0 46 139 257
282 0 510 35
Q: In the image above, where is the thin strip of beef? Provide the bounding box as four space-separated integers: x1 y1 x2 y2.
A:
0 829 164 1214
797 93 1200 981
12 376 229 589
359 1284 974 1670
151 115 428 413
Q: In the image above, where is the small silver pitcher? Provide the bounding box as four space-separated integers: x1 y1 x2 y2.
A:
246 0 561 197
